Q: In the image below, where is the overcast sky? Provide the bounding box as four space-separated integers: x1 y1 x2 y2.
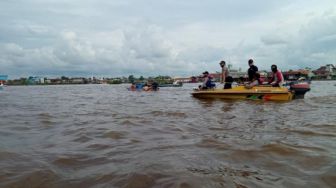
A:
1 0 335 78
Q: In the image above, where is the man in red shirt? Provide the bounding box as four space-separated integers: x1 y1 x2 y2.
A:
268 64 284 87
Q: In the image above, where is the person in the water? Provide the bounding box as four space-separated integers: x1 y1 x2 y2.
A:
129 83 136 91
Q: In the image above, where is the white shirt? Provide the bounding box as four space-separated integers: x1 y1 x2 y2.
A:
221 66 229 83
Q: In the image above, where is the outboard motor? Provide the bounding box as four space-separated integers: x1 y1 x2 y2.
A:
289 81 311 99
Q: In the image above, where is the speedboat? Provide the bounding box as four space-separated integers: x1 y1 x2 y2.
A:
192 84 310 101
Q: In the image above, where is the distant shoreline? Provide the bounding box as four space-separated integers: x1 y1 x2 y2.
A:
3 79 336 87
310 79 336 81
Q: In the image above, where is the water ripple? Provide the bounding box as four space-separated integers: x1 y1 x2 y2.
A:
0 82 335 187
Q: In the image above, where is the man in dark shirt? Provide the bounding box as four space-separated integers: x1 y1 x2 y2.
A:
247 59 258 82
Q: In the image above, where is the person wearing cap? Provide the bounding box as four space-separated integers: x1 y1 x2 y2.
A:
219 60 229 84
247 59 258 82
268 64 284 87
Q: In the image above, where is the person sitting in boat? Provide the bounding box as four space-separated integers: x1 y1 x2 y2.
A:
268 64 284 87
245 73 263 89
199 71 216 90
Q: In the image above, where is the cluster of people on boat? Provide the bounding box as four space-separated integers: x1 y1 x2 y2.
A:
199 59 284 90
129 80 159 91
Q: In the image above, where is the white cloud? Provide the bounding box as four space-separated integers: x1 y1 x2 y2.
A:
260 35 288 46
0 0 335 77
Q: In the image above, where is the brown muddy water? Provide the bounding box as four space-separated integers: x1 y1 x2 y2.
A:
0 81 335 188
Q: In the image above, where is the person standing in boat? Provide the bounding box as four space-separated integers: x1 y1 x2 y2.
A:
268 64 284 87
219 60 229 84
247 59 258 82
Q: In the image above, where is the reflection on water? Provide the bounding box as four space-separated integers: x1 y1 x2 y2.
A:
0 81 335 187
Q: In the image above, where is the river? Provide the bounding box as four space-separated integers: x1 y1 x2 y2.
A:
0 81 335 188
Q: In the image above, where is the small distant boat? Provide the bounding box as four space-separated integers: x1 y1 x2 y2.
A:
0 83 6 90
0 75 7 90
159 81 183 87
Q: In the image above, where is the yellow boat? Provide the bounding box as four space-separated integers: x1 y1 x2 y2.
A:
192 86 294 101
